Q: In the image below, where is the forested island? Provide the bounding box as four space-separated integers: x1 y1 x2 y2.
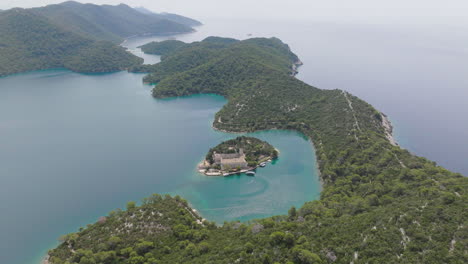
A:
0 1 200 76
138 40 187 58
198 136 278 176
47 37 467 263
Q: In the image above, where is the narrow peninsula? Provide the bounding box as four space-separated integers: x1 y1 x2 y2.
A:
198 136 278 176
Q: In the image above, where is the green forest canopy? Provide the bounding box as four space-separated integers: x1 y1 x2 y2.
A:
139 40 187 58
32 1 197 43
0 9 141 76
0 2 200 76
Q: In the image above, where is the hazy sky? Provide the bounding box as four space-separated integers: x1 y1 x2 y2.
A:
2 0 468 24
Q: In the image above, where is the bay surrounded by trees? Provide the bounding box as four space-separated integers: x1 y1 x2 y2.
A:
0 70 320 264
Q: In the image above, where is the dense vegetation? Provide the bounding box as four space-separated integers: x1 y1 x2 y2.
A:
49 37 467 263
0 9 142 76
63 41 143 73
139 40 187 58
205 136 278 167
0 2 200 76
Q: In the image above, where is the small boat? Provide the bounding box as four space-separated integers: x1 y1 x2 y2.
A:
259 162 267 167
245 171 256 176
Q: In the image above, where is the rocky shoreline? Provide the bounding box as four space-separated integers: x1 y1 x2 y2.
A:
291 59 303 76
381 113 398 146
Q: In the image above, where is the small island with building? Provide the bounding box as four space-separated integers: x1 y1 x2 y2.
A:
198 136 278 176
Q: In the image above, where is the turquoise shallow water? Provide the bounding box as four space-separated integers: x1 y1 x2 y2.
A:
177 130 319 223
0 70 320 264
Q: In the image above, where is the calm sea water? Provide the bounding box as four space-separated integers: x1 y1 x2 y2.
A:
124 18 468 175
0 70 319 264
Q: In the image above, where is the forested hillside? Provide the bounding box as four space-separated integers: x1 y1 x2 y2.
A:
139 40 187 57
130 38 239 79
0 2 201 76
0 9 142 76
48 37 467 263
31 1 196 43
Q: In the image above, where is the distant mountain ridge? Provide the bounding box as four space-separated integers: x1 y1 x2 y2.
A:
157 12 202 27
134 6 202 27
31 1 197 43
0 1 201 76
